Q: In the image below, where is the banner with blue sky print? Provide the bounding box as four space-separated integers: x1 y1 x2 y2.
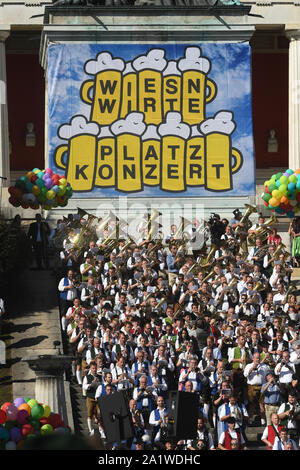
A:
48 43 255 198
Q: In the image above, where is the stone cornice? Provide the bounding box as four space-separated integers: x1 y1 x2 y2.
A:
44 4 252 24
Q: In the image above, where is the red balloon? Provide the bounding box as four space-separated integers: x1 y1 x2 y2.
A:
21 424 34 437
8 186 15 195
31 175 38 183
39 417 49 426
48 413 62 429
0 409 7 424
265 186 270 195
1 402 12 412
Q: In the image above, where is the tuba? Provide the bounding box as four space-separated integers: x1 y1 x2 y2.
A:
248 215 278 245
235 204 257 237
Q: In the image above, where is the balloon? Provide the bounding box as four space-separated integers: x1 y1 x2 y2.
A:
14 398 25 408
18 403 31 416
27 399 38 409
280 175 288 185
288 183 296 191
30 404 44 421
5 441 17 450
0 409 7 425
10 427 22 443
289 175 297 184
42 405 51 418
46 190 55 200
0 428 10 441
6 405 18 421
40 424 54 436
21 424 34 437
32 185 40 196
48 413 62 429
269 197 280 207
279 184 288 195
1 403 12 413
16 410 28 425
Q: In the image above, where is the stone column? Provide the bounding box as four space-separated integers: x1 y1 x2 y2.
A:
0 27 10 188
287 28 300 171
22 354 74 427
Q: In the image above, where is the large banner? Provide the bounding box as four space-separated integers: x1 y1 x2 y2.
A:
48 43 255 198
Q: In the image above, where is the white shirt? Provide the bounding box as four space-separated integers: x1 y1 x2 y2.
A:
272 436 297 450
274 361 295 383
243 362 268 385
58 277 78 302
219 429 245 445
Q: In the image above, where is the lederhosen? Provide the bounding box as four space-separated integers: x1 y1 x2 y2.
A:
86 373 100 418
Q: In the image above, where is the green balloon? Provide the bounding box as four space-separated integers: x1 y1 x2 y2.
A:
280 176 289 185
29 418 40 430
275 172 283 180
40 424 53 436
268 184 276 193
27 399 38 409
262 193 271 202
279 184 288 195
31 404 44 420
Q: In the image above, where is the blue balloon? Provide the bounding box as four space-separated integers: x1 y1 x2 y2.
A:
0 427 10 441
288 183 296 191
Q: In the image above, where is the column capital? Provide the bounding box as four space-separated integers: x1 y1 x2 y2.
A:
0 26 10 42
285 26 300 41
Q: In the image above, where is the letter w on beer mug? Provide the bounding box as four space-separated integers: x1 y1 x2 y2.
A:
80 52 125 126
54 115 99 192
200 111 243 192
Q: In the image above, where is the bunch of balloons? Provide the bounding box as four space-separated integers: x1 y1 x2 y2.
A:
8 168 73 211
262 168 300 217
0 397 71 450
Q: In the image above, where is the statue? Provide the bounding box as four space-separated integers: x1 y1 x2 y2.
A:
25 122 36 147
267 129 278 153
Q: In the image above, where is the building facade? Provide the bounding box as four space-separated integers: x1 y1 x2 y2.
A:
0 0 299 223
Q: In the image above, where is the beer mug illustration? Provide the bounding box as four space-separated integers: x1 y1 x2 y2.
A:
200 111 243 192
142 125 160 186
158 112 191 192
178 47 217 126
95 126 116 188
163 60 182 116
80 52 125 126
132 48 167 126
54 115 99 192
120 62 138 118
186 126 205 187
110 112 146 193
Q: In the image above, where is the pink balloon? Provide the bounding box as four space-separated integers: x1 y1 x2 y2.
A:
6 405 18 421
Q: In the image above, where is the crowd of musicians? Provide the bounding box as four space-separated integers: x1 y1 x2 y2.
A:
53 206 300 450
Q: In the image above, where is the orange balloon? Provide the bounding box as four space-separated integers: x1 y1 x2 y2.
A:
280 196 289 205
18 403 31 415
294 169 300 174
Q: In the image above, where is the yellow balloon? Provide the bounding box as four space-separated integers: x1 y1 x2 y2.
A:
42 404 51 418
269 197 280 207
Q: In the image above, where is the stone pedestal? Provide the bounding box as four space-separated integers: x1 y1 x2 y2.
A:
287 28 300 171
22 354 74 427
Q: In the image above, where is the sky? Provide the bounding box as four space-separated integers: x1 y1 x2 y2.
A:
47 43 255 199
